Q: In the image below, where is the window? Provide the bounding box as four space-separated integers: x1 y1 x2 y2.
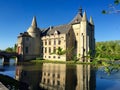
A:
58 40 61 45
49 47 51 53
75 40 77 48
54 39 56 45
26 37 29 41
41 47 43 53
25 47 28 54
53 47 56 53
57 74 60 78
49 40 51 45
43 78 46 84
44 72 46 76
57 81 60 85
53 80 55 85
48 73 50 76
45 40 47 45
68 32 70 36
45 47 47 53
53 56 56 58
48 79 50 84
77 33 78 36
58 56 60 59
53 73 55 78
49 56 51 58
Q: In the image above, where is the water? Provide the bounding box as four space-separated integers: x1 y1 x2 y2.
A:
0 59 120 90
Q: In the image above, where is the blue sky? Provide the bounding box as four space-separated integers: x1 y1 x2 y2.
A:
0 0 120 50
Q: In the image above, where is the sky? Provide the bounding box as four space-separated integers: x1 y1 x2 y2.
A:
0 0 120 50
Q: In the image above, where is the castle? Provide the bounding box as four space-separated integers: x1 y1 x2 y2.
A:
17 8 95 62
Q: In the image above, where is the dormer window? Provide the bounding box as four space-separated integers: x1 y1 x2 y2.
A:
54 30 60 35
54 30 58 35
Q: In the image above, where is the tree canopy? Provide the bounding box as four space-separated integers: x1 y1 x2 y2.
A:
95 40 120 60
102 0 120 14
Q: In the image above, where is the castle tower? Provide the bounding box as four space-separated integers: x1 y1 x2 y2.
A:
17 16 41 60
80 11 88 61
71 8 95 62
27 16 41 59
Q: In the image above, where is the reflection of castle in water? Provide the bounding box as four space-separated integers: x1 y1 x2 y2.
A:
15 63 96 90
40 63 96 90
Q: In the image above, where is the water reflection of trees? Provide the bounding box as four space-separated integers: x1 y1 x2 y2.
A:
15 63 96 90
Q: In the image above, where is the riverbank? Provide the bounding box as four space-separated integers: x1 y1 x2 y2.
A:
31 59 92 64
0 82 8 90
0 74 29 90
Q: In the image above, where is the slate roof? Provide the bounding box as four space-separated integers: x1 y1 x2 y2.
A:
70 13 82 24
41 24 71 36
18 32 31 38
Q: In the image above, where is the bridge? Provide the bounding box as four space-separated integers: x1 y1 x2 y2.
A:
0 51 22 65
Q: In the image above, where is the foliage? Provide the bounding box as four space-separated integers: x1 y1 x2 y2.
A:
114 0 120 5
51 47 73 56
13 44 17 52
56 47 66 55
4 44 17 52
5 47 14 52
102 0 120 14
92 40 120 74
95 40 120 60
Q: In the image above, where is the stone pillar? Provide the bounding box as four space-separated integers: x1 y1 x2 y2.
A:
3 57 9 66
15 57 18 65
1 57 4 65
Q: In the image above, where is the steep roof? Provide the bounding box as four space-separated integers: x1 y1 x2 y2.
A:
27 16 40 33
70 8 83 24
70 13 82 24
41 24 71 36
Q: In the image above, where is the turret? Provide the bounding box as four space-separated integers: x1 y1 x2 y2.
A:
25 16 41 60
89 16 94 25
80 11 88 61
82 11 87 21
78 7 83 16
27 16 40 37
31 16 37 28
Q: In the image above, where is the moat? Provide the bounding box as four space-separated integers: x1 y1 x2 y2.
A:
0 58 120 90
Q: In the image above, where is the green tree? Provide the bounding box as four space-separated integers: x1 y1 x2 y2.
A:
13 44 17 52
95 40 120 61
102 0 120 14
5 47 13 52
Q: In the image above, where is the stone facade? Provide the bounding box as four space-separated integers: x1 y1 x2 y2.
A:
17 8 95 62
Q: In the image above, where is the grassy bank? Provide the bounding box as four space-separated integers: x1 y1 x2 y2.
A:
31 59 92 64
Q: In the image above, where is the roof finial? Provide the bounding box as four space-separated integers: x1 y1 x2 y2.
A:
31 16 37 28
78 7 82 16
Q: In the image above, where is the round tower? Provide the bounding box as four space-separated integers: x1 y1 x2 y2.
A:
27 16 41 57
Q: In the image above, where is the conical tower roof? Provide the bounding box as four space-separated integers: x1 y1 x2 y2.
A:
31 16 37 28
27 16 39 33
